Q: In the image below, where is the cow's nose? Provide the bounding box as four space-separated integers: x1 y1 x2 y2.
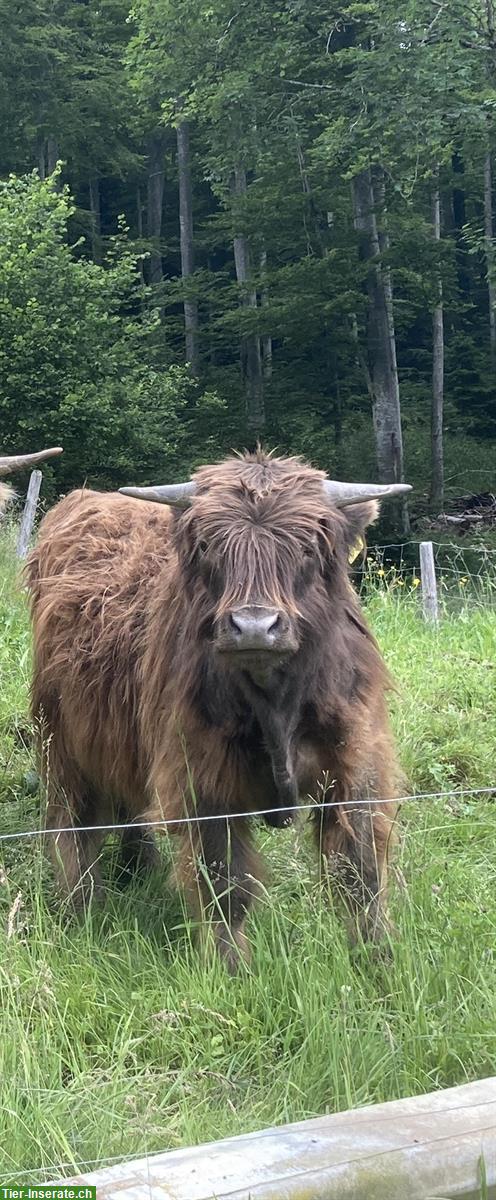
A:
228 607 282 649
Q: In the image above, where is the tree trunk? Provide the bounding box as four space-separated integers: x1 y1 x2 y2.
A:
487 0 496 49
136 184 145 288
47 135 59 175
334 372 342 458
206 256 218 366
37 137 46 180
230 167 264 434
484 150 496 370
260 248 272 380
38 135 60 188
430 184 444 516
176 119 200 376
290 110 327 257
452 150 470 298
373 171 403 479
147 129 166 288
89 177 102 265
351 167 409 532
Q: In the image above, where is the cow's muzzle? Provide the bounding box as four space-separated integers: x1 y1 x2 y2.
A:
216 605 296 660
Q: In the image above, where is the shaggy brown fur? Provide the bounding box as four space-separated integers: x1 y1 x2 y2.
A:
27 453 401 970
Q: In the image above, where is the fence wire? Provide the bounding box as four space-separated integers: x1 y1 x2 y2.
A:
0 785 495 843
372 540 496 555
3 1094 496 1187
360 535 496 612
1 785 495 1187
1 531 496 1186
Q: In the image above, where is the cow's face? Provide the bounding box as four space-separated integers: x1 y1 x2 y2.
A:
177 481 377 681
191 504 318 672
119 452 410 682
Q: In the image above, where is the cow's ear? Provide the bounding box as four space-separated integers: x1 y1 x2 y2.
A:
341 500 379 561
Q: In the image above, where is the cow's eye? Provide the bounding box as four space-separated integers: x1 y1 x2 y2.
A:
199 539 208 554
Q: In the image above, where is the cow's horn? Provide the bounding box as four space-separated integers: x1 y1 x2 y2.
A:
0 447 63 476
323 480 412 508
119 481 197 508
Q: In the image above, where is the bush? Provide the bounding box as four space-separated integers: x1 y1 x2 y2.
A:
0 172 220 493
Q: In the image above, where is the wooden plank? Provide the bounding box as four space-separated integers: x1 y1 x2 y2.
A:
51 1076 496 1199
16 469 42 559
420 539 439 621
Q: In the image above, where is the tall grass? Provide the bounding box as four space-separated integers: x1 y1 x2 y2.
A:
0 530 496 1180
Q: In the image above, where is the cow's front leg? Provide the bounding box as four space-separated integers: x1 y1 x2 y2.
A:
176 815 262 973
268 749 298 828
314 797 396 943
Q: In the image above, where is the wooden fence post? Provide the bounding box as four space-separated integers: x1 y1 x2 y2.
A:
16 469 42 559
419 540 439 621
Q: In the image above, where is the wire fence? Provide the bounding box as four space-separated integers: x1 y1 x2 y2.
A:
1 779 495 1186
0 785 496 843
1 530 496 1186
373 540 496 554
356 535 496 612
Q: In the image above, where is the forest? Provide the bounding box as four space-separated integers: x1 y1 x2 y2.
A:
0 0 495 531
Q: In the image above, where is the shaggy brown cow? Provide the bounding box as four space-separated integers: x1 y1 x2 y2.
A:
27 452 410 970
0 447 63 514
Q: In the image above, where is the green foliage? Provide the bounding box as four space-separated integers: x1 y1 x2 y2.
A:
126 0 496 490
0 0 494 500
0 173 221 491
0 0 139 177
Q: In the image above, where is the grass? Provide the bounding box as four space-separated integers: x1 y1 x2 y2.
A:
1 527 496 1183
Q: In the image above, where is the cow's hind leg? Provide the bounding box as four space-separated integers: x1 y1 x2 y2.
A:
46 795 105 911
176 817 261 973
314 800 396 943
42 744 104 911
34 704 105 910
